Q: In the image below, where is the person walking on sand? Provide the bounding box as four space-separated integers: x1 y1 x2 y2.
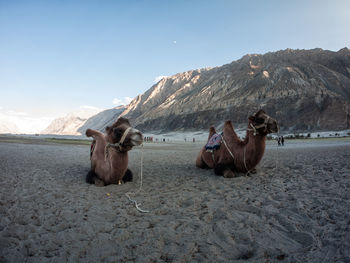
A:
281 136 284 146
277 136 281 146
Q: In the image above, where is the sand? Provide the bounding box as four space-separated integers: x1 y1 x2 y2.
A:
0 137 349 262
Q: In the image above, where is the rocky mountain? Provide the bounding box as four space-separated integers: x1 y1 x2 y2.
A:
41 108 102 135
77 106 125 134
118 47 350 132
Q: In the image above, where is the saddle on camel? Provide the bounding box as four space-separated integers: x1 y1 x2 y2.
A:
196 110 279 177
86 117 143 186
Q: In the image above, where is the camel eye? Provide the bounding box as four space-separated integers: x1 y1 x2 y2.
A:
113 128 123 135
255 117 264 124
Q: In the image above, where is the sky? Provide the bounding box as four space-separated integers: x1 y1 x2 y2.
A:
0 0 349 133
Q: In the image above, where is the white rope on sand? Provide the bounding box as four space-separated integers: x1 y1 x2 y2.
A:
275 135 279 171
125 144 150 213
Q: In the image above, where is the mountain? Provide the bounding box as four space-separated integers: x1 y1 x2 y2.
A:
77 106 125 134
0 119 19 134
41 108 102 135
118 47 350 132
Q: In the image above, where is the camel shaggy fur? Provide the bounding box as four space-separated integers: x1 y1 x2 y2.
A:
86 117 143 186
196 110 278 177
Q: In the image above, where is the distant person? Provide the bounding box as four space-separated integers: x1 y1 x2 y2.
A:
193 138 195 143
281 136 284 146
277 137 281 146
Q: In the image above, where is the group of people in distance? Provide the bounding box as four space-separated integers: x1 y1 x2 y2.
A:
144 136 154 142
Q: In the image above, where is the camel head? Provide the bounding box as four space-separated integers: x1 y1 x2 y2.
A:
248 110 279 135
106 117 143 152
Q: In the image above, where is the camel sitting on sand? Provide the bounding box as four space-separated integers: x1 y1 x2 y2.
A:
196 110 278 177
86 117 143 186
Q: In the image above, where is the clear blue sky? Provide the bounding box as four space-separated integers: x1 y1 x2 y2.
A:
0 0 349 125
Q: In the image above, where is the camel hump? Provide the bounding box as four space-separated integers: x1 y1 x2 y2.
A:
86 128 102 138
209 126 216 133
208 126 217 140
86 129 94 137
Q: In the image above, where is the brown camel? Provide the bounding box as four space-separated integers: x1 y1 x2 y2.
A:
86 117 143 186
196 110 278 177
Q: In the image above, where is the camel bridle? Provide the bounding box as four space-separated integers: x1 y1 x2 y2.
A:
248 114 272 136
104 127 132 160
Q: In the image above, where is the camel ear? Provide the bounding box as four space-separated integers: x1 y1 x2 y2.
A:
255 109 265 116
105 126 111 132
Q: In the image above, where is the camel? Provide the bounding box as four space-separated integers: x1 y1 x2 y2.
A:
196 110 278 177
86 117 143 186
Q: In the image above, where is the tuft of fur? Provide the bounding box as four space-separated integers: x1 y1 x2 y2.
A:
86 169 98 184
86 129 94 137
123 169 133 182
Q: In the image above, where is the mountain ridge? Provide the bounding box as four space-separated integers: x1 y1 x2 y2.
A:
118 47 350 132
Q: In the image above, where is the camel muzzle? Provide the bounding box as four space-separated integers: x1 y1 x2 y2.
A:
129 128 143 146
268 119 279 133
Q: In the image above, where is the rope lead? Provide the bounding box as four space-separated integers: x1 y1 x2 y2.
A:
125 143 150 213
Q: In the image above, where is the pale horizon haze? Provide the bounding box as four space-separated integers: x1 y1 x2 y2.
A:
1 0 350 133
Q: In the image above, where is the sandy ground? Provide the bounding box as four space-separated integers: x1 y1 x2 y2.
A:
0 137 350 262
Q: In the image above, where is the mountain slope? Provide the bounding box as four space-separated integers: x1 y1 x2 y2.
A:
77 106 125 134
0 120 19 134
119 48 350 132
41 108 102 135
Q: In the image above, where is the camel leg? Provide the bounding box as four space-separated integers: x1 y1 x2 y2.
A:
196 148 209 168
250 168 257 174
86 169 105 186
223 169 235 178
214 163 236 178
94 178 105 187
123 169 133 182
214 163 225 176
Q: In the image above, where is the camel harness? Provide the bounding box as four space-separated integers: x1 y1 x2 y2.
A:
247 114 271 136
104 127 132 161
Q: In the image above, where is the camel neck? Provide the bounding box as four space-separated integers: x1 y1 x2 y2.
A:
246 130 266 150
107 149 128 170
108 148 127 159
243 131 266 171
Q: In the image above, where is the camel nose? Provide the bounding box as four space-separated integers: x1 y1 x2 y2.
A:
268 119 279 133
130 128 143 146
